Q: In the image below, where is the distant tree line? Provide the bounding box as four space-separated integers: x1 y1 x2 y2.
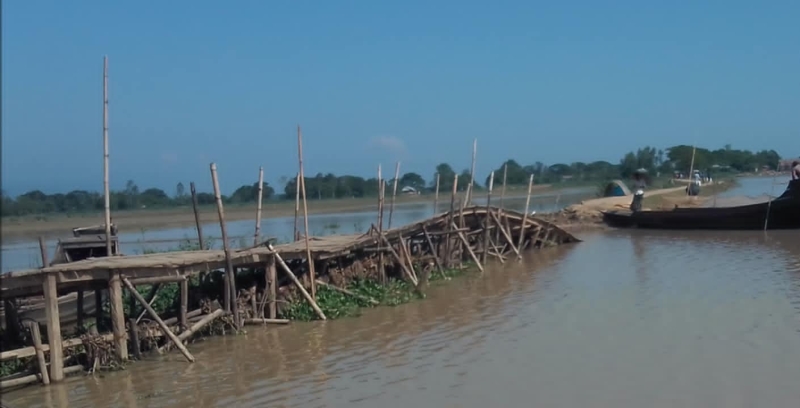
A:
1 145 782 217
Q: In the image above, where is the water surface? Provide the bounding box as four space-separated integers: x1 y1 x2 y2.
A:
5 228 800 407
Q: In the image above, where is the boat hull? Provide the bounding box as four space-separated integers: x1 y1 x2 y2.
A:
602 180 800 230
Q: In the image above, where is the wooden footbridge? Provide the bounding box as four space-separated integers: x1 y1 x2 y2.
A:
0 206 578 388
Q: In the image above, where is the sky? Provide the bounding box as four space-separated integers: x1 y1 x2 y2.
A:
2 0 799 196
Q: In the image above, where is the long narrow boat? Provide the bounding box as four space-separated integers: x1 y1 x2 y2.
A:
602 179 800 230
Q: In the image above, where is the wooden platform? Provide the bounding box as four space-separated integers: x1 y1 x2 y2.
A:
1 206 576 299
0 205 578 388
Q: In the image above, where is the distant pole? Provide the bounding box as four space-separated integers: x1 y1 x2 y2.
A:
387 161 401 229
297 126 316 299
254 166 264 246
38 236 49 268
103 56 113 256
377 164 383 229
482 171 494 264
433 172 440 215
499 163 508 209
293 172 300 241
466 139 477 203
517 174 534 255
189 182 204 249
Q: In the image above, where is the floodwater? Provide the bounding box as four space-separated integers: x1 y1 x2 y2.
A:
0 187 593 273
5 177 800 407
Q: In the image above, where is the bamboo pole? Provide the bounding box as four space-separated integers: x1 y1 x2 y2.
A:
121 277 195 362
176 309 225 343
315 280 379 305
243 318 290 325
267 244 326 320
109 272 128 362
466 138 477 204
293 172 300 241
387 161 401 229
268 257 277 319
517 174 534 256
444 174 459 267
42 275 63 381
490 211 520 258
451 222 484 272
499 163 508 209
128 318 141 359
297 125 316 299
433 172 440 215
38 237 48 268
102 56 112 257
421 226 446 278
379 235 419 286
254 166 264 246
210 163 239 325
482 171 495 264
23 320 49 385
76 291 84 330
189 182 204 249
377 165 386 282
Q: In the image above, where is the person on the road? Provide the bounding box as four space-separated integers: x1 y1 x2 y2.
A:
792 160 800 180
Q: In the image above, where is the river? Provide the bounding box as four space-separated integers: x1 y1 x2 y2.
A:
4 177 800 407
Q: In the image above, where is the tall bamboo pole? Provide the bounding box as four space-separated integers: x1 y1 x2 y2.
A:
189 182 204 249
433 172 440 215
254 166 264 245
466 138 477 203
210 163 239 325
387 161 401 229
297 126 316 298
517 174 534 257
102 56 112 256
482 171 495 264
293 172 300 241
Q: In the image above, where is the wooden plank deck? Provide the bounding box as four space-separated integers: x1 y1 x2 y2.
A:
0 207 577 298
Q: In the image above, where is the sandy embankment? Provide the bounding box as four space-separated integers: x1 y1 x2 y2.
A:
540 186 694 231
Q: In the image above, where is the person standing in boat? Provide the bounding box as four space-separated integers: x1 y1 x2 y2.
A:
630 168 648 212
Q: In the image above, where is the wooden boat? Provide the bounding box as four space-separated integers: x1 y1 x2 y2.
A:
602 179 800 230
1 225 119 329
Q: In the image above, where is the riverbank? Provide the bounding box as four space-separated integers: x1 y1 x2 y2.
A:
540 179 739 230
1 184 563 241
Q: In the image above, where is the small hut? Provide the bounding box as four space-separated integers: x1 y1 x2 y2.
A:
601 180 632 197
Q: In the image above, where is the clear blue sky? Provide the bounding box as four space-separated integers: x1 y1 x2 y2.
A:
3 0 799 196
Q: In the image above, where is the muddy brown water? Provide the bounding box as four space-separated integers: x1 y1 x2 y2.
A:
4 229 800 407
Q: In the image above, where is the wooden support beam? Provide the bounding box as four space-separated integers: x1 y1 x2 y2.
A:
128 318 141 359
109 271 128 362
180 279 189 329
0 365 83 389
76 290 84 331
189 182 205 250
127 276 186 286
490 211 520 258
23 320 49 385
268 244 326 320
267 257 277 319
451 222 484 272
42 274 64 382
243 318 290 325
121 277 195 363
421 226 446 278
517 174 535 259
379 235 419 286
210 163 239 327
94 289 103 331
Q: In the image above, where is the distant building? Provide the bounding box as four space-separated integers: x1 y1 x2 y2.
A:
401 186 419 195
